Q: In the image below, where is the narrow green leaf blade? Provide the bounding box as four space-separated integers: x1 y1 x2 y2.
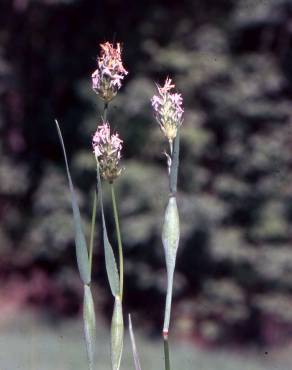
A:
128 314 142 370
96 165 120 296
83 284 96 370
103 225 120 296
54 120 90 285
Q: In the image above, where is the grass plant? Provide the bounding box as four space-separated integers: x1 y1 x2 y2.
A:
55 41 184 370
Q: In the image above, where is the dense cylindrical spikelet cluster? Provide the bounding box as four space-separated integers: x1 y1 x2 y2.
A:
92 122 123 182
151 77 184 144
92 42 128 102
111 295 124 370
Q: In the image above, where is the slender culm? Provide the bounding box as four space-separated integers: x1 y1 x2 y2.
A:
92 43 127 370
151 78 184 370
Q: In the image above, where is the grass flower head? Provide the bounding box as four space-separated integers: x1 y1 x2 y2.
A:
151 77 184 143
92 42 128 102
92 122 123 182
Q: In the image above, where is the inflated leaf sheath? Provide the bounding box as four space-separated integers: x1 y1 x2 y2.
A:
162 196 180 333
111 295 124 370
83 284 96 370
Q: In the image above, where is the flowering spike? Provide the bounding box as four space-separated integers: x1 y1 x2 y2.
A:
158 77 175 94
151 77 184 143
92 42 128 102
92 122 123 182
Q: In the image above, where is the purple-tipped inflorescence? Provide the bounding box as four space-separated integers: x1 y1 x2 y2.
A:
92 122 123 182
151 77 184 143
92 42 128 102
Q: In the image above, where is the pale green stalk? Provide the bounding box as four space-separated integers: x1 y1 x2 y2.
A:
97 100 124 370
104 101 108 121
169 139 173 157
169 130 180 196
163 263 175 335
163 337 171 370
162 130 181 370
89 190 97 275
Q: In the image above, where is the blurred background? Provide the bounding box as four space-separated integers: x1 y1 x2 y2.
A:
1 0 292 369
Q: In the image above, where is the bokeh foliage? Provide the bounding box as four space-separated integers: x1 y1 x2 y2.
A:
1 0 292 346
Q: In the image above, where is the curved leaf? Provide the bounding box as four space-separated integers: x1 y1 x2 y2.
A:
129 314 142 370
54 120 90 285
96 164 120 296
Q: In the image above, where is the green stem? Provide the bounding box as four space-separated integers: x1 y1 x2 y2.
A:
163 263 175 334
169 130 180 195
88 190 97 276
169 139 173 157
163 336 171 370
110 183 124 299
163 134 178 370
88 101 108 276
103 101 109 121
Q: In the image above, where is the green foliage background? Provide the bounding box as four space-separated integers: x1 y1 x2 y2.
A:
0 0 292 347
